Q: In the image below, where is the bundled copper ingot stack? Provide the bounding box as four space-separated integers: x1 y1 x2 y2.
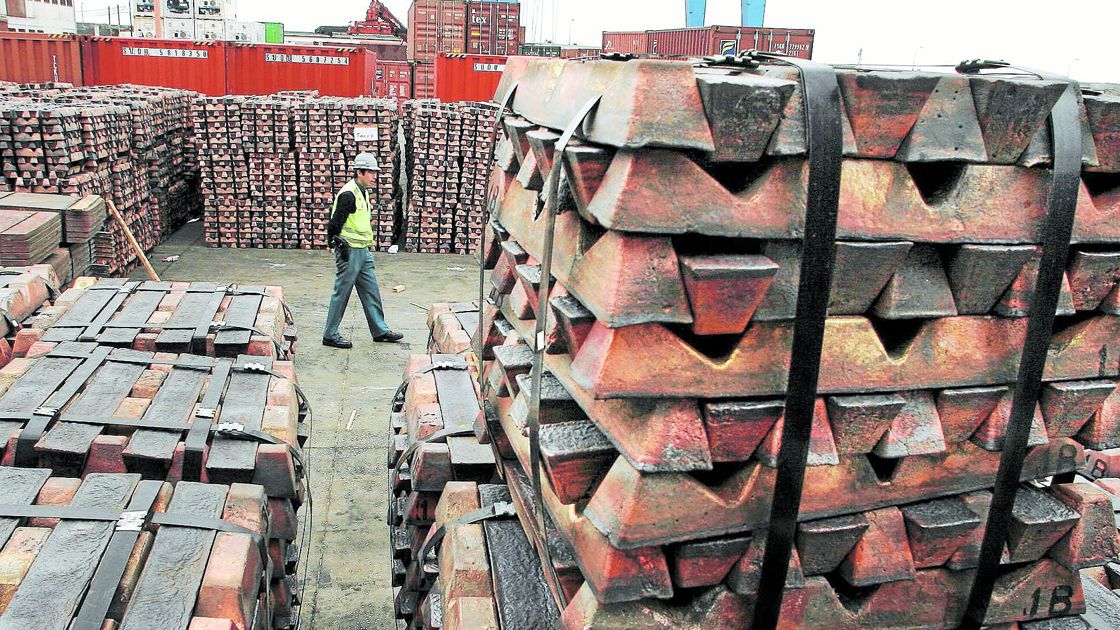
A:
12 278 296 361
426 302 480 355
195 94 399 250
387 353 501 626
0 310 308 627
402 100 500 254
0 84 201 277
0 468 286 629
471 57 1120 628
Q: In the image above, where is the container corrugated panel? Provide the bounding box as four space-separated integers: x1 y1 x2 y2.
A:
466 1 520 56
358 39 408 62
409 0 467 63
82 37 224 94
601 31 648 55
0 33 84 85
646 26 815 58
559 47 600 59
413 62 435 99
225 43 377 97
435 53 504 102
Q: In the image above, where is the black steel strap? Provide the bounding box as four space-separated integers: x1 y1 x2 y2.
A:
71 480 163 630
960 75 1083 626
751 54 844 630
185 358 234 481
392 426 476 476
15 345 113 466
391 361 470 409
416 501 516 571
527 95 603 611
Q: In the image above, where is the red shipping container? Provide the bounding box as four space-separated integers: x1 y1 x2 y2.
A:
0 33 84 85
560 47 601 59
375 59 412 99
646 26 815 59
413 61 435 99
408 0 466 64
81 37 224 94
435 53 504 102
225 43 378 97
601 31 649 55
466 1 520 56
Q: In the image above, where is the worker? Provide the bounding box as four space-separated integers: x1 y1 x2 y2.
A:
322 152 403 349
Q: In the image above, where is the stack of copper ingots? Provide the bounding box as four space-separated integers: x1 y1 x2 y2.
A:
404 101 463 253
387 353 498 625
196 94 399 250
471 57 1120 628
453 102 499 255
0 84 202 277
402 100 500 254
0 277 309 629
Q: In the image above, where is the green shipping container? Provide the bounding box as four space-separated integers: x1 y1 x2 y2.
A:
264 22 285 44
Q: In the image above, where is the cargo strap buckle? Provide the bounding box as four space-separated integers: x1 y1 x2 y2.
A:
116 511 147 532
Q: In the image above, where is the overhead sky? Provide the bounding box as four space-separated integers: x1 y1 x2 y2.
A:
76 0 1119 81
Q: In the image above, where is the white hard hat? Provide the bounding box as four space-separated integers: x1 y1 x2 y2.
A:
353 153 381 171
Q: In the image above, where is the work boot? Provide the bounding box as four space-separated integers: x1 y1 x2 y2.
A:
374 330 405 343
322 335 354 349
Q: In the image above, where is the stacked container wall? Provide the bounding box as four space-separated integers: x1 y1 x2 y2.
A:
601 30 648 55
81 37 226 94
195 0 235 19
559 47 600 59
132 0 155 17
131 16 157 37
225 43 377 97
435 53 503 102
194 18 225 40
225 20 265 43
162 17 196 39
0 33 83 84
408 0 465 63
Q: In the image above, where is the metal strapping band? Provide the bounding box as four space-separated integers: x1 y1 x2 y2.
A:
392 426 476 476
416 501 516 573
391 361 470 409
749 52 843 630
959 62 1083 627
527 94 603 611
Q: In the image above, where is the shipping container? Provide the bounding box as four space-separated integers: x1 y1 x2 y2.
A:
466 1 520 56
520 42 559 57
225 43 377 97
162 17 196 39
646 26 815 59
194 0 235 20
601 30 648 55
408 0 466 63
435 53 503 102
0 33 83 85
413 61 435 99
224 20 264 43
131 16 157 38
374 59 411 99
162 0 193 17
82 37 227 94
559 46 600 59
263 21 283 43
131 0 155 17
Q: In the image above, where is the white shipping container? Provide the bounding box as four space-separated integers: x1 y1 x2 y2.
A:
132 15 158 37
163 0 194 17
224 20 266 43
162 17 196 39
132 0 155 17
195 18 226 40
194 0 237 20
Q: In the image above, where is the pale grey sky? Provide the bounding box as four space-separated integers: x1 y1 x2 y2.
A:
76 0 1118 81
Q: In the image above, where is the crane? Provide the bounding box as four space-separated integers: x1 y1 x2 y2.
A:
684 0 766 28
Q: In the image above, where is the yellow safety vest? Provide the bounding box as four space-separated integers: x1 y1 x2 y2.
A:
334 179 375 249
